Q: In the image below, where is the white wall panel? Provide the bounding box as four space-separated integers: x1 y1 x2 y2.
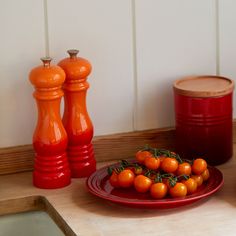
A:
0 0 45 147
47 0 134 135
0 0 226 148
218 0 236 117
135 0 217 130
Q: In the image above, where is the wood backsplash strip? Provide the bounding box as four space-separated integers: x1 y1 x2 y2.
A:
0 145 34 174
0 127 175 175
0 121 235 176
233 120 236 142
93 128 176 161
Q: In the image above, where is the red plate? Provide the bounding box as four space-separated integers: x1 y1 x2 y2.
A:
86 162 224 209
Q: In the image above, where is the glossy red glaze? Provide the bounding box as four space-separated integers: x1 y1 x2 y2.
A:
86 162 223 209
58 50 96 178
174 93 233 165
29 57 71 189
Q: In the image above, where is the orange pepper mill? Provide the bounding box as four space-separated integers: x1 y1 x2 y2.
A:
58 49 96 178
29 57 71 188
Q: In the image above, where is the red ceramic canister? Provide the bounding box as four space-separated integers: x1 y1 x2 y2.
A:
173 75 234 165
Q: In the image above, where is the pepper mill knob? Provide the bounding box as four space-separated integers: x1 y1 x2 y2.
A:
58 50 96 178
67 49 79 58
41 57 52 67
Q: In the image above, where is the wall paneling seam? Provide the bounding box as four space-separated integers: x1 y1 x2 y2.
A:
43 0 50 57
131 0 138 131
215 0 220 76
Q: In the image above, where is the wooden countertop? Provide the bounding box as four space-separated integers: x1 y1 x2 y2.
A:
1 148 236 236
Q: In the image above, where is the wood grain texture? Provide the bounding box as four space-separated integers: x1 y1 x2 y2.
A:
0 145 34 175
173 75 234 97
93 127 176 161
43 197 76 236
0 121 235 176
0 127 175 175
234 121 236 143
0 196 43 216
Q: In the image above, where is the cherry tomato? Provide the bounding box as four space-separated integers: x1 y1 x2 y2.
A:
201 169 210 181
191 175 203 187
125 166 135 172
192 158 207 175
144 156 160 170
159 156 166 163
134 175 152 193
135 151 153 164
176 162 191 176
134 166 143 175
169 183 187 198
182 178 197 194
150 183 168 199
118 169 135 188
161 157 178 173
109 171 120 188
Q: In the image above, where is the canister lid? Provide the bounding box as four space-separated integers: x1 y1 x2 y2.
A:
173 75 234 97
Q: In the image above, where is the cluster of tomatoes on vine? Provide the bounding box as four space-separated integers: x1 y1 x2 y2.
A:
108 146 210 199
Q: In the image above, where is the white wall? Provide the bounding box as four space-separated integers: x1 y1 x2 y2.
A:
0 0 235 148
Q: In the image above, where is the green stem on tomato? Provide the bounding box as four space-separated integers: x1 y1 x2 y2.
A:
107 166 113 176
177 174 190 181
168 176 178 187
154 173 162 183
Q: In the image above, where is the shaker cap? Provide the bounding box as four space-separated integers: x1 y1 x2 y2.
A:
173 75 234 97
58 49 92 81
29 57 65 88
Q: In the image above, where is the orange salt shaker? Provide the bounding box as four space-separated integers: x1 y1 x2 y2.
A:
29 57 71 188
58 50 96 178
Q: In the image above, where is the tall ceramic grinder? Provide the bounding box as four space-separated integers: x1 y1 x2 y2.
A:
58 50 96 177
29 57 71 188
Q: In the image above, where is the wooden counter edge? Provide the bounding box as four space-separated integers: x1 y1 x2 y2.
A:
0 120 235 176
0 196 76 236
